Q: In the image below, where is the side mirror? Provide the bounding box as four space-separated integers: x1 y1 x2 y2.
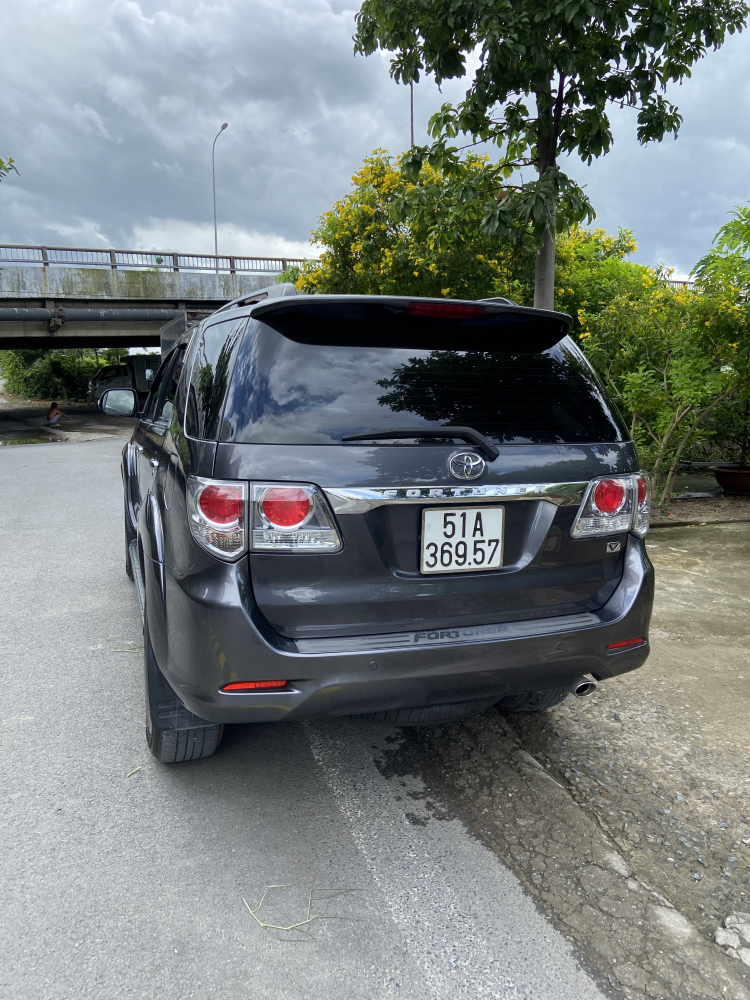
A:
145 368 154 382
99 388 138 417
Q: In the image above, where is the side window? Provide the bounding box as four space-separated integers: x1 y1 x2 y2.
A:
184 318 245 440
141 355 172 422
152 347 186 429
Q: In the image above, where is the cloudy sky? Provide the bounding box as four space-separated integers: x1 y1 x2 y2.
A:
1 0 749 277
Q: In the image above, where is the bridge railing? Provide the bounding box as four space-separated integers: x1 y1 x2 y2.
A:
0 244 308 274
665 279 695 289
0 244 696 289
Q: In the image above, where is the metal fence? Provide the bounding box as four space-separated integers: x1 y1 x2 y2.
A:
0 244 308 274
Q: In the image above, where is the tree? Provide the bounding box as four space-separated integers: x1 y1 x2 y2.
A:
354 0 748 308
289 149 642 317
0 157 19 182
0 347 125 400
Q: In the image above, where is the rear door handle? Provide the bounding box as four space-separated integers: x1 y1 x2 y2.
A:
136 445 144 453
150 458 159 468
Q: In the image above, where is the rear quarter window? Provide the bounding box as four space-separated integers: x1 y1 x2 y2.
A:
223 323 627 445
184 318 245 440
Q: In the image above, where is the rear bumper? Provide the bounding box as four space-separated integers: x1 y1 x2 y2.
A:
158 534 654 725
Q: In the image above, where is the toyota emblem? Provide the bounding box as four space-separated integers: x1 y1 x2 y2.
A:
449 451 486 480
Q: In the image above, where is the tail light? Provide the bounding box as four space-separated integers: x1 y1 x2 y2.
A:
187 476 246 560
260 487 312 528
593 479 626 514
571 473 652 538
250 483 342 551
571 476 634 538
633 472 651 537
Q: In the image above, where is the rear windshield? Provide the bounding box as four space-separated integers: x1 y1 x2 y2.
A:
223 323 627 445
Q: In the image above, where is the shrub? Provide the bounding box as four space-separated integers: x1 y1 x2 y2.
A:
0 348 123 400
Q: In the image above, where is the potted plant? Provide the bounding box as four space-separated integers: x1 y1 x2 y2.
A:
708 390 750 494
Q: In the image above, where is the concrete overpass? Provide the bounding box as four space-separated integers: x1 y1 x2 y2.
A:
0 244 306 349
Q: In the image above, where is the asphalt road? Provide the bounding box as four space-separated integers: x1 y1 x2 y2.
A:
0 439 605 1000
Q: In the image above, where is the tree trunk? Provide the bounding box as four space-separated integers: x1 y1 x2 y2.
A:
534 222 556 310
534 80 559 312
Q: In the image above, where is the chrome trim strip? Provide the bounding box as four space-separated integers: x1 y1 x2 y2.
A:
323 481 588 514
295 611 601 654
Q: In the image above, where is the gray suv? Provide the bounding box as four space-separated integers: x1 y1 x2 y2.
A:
101 285 654 763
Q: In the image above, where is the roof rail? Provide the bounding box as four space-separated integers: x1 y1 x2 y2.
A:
215 281 297 315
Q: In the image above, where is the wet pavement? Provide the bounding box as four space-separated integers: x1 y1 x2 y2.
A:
0 395 135 445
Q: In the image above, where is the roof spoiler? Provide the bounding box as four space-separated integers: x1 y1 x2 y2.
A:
251 294 572 353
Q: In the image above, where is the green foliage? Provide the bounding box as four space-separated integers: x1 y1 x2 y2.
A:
354 0 748 301
0 156 19 182
278 264 303 285
294 150 537 302
692 205 750 290
578 279 749 503
555 226 643 328
0 347 124 400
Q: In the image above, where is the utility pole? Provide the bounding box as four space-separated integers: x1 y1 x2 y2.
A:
410 82 414 147
212 122 229 273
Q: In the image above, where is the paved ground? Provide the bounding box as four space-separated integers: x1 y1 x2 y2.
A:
416 523 750 999
0 439 606 1000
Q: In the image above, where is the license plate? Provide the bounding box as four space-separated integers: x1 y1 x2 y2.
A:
420 507 504 574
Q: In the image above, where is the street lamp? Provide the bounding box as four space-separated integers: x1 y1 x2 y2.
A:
212 122 228 272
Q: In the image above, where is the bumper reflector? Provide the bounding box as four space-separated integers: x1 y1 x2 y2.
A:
606 637 646 651
222 680 287 692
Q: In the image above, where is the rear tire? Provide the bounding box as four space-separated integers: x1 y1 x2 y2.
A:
147 724 224 763
144 615 223 763
354 697 498 726
498 688 568 713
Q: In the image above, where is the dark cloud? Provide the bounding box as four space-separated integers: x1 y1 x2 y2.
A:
0 1 748 274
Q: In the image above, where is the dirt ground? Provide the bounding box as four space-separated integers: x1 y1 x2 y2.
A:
654 494 750 527
408 522 750 999
653 472 750 526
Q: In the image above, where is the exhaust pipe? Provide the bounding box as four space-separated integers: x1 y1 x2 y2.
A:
570 676 597 698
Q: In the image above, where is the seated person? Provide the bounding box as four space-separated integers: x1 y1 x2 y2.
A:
47 402 72 427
